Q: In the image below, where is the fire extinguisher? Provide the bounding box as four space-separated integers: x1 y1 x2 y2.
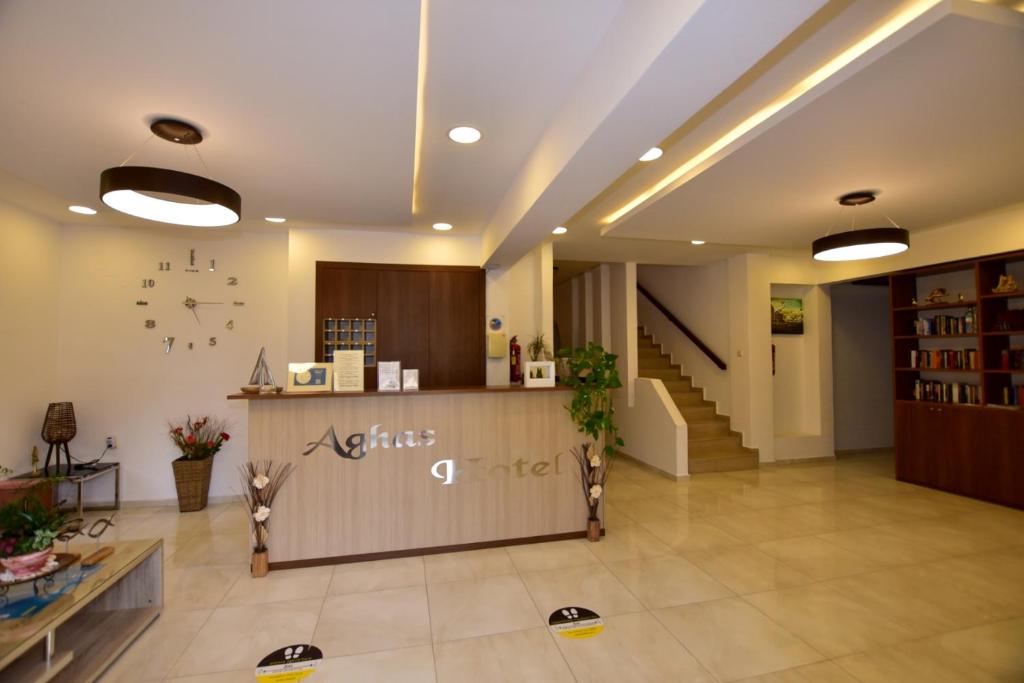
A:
509 335 522 384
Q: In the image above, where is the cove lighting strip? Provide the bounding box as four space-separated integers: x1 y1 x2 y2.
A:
411 0 431 216
601 0 942 227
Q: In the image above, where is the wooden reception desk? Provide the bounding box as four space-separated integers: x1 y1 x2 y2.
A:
228 386 590 569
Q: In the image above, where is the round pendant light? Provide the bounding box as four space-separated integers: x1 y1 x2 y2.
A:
812 191 909 262
100 119 241 227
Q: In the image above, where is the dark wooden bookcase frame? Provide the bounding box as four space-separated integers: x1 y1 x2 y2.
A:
889 249 1024 508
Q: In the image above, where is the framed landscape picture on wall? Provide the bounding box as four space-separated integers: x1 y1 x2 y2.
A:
771 297 804 335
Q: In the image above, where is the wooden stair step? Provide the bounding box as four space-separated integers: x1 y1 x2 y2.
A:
671 392 709 407
689 450 759 474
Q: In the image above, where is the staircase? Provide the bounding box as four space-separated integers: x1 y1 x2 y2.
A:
637 330 758 473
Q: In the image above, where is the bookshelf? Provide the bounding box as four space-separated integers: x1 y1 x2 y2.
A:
890 250 1023 508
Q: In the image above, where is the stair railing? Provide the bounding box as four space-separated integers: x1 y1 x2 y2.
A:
636 283 727 371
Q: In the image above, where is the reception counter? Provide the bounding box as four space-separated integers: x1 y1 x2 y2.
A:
228 386 590 569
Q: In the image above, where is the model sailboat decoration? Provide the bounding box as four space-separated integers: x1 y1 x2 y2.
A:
242 347 282 394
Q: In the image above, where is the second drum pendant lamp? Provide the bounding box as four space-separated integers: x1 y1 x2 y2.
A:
812 190 909 262
100 119 241 227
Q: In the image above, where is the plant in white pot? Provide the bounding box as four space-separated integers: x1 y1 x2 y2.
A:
560 342 624 541
0 497 68 578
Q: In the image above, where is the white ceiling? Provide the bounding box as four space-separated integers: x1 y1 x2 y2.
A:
601 8 1024 249
0 0 1020 266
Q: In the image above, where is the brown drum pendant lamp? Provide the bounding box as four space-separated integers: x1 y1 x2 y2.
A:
41 402 76 476
100 119 241 227
812 191 910 262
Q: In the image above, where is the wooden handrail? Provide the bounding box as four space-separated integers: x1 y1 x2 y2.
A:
636 283 727 371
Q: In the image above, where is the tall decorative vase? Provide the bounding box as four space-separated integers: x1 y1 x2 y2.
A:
586 517 601 543
251 550 269 578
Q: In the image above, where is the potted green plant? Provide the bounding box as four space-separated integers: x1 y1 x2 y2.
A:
0 497 68 577
527 333 552 362
168 416 230 512
560 342 624 541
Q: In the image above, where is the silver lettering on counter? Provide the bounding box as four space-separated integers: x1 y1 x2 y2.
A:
303 424 436 459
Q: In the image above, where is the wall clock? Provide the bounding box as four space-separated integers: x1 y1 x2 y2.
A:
135 247 245 353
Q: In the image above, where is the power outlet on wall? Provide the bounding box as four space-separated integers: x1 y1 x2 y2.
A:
105 436 117 449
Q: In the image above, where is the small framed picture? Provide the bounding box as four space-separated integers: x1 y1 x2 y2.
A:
524 361 556 388
377 361 401 392
402 369 419 391
287 362 332 392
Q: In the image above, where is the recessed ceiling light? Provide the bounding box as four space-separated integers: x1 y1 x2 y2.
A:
448 126 482 144
691 239 705 245
264 217 286 223
432 222 453 231
639 147 663 162
552 226 568 235
68 205 97 215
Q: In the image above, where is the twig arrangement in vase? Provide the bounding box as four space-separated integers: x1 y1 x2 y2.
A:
238 460 295 577
560 342 624 542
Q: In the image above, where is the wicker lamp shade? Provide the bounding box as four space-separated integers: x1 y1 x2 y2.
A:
42 402 76 444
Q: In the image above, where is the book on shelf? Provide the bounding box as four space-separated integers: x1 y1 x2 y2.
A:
997 384 1024 407
912 379 979 405
909 348 978 370
999 347 1024 371
913 309 975 336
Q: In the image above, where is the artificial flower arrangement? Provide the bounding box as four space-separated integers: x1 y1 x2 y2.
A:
168 416 230 460
239 460 295 577
0 497 69 578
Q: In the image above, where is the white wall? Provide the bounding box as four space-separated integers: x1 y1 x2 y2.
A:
0 200 60 474
484 243 553 384
831 283 893 451
637 262 731 416
56 224 289 503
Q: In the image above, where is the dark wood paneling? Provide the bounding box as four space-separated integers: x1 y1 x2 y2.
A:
314 262 485 389
428 270 486 387
315 263 378 362
376 269 431 388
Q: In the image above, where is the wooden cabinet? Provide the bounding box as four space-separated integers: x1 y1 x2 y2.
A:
890 249 1024 509
315 262 485 389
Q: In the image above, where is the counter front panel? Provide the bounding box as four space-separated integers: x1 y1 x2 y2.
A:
243 388 589 568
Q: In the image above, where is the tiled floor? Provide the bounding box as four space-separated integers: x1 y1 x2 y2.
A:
94 453 1024 682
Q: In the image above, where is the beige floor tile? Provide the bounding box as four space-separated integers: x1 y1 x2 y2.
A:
815 527 947 567
940 547 1024 612
423 547 515 584
654 598 824 681
875 516 1018 556
428 574 543 642
756 536 881 581
317 645 436 682
505 539 598 572
315 586 431 656
834 637 1000 682
825 563 1010 637
672 490 750 517
701 509 808 544
170 599 322 677
583 523 673 563
166 532 250 568
100 609 212 682
222 565 332 606
856 493 970 519
683 545 813 595
163 565 243 611
735 661 860 682
328 556 424 595
552 611 715 682
605 555 732 609
933 617 1024 680
725 487 799 510
604 479 652 501
164 671 255 683
434 628 573 682
639 517 746 553
520 564 644 618
743 584 916 658
606 496 688 524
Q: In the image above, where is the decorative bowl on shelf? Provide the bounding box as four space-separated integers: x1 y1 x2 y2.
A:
240 385 261 394
1 546 54 577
